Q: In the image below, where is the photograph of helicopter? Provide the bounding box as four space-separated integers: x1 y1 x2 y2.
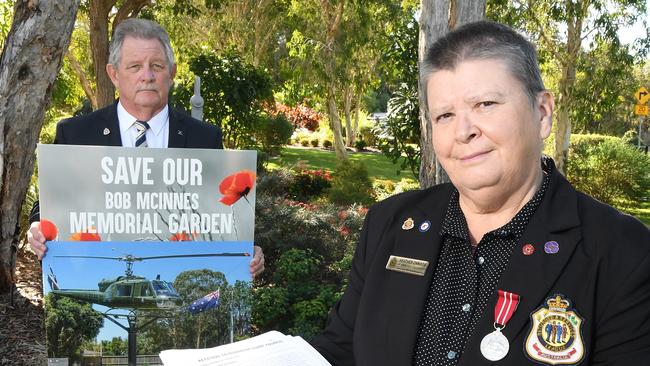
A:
42 240 253 341
46 251 249 311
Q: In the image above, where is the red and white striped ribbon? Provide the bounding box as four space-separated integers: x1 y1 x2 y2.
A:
494 290 520 327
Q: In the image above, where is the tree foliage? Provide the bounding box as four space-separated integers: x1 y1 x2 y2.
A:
360 3 422 178
45 294 104 358
138 269 251 351
570 40 639 136
0 0 13 49
284 0 396 159
173 49 275 149
488 0 649 173
376 84 421 178
101 337 128 356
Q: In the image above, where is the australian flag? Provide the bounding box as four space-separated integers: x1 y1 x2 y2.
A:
188 289 220 315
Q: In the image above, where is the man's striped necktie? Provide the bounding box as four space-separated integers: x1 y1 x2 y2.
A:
134 120 150 147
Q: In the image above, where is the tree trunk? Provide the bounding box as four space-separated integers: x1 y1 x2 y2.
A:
551 1 584 175
553 63 576 175
321 0 347 160
343 86 354 147
418 0 485 188
353 92 361 144
326 81 348 159
0 0 80 294
89 0 116 109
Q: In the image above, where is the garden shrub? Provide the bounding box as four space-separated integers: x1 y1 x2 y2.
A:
256 150 269 172
252 186 367 339
291 128 314 146
288 285 339 338
543 133 618 156
327 160 375 206
274 103 322 131
300 139 310 147
354 139 367 151
566 136 650 206
288 169 332 202
373 179 396 199
256 169 295 198
395 178 420 193
373 178 420 201
568 133 619 148
310 138 319 147
323 140 333 149
254 113 293 156
358 125 378 147
622 129 638 146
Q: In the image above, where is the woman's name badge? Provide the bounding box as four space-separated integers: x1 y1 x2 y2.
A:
385 255 429 276
480 290 521 361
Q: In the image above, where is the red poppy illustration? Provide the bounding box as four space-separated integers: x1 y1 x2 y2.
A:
69 231 102 241
219 170 256 206
169 232 196 241
40 219 58 241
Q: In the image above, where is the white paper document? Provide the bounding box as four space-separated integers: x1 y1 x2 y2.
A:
159 331 332 366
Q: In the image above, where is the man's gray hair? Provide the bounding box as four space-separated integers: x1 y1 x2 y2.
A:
420 21 545 105
108 18 175 69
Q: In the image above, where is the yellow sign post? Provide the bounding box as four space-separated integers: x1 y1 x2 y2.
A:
634 87 648 150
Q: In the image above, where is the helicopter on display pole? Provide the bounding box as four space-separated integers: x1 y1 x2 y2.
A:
46 251 249 311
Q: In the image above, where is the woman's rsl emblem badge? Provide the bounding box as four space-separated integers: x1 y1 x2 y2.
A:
524 294 585 365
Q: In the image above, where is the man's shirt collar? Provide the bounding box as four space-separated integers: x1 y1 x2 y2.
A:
117 101 169 139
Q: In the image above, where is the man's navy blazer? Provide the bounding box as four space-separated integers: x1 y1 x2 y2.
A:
54 102 222 149
311 163 650 365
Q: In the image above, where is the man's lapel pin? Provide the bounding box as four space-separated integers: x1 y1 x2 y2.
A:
103 128 110 136
177 130 184 136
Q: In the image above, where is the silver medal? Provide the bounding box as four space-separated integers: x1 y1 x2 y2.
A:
480 329 510 361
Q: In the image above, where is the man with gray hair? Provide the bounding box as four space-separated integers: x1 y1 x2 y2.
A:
28 18 265 276
312 20 649 365
54 18 220 148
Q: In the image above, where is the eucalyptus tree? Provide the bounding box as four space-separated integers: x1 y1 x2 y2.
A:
488 0 648 174
286 0 395 160
0 0 80 293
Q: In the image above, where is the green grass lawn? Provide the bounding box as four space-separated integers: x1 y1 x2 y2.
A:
268 146 417 182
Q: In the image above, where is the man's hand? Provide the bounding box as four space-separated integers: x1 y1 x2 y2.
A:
250 246 265 278
28 221 47 260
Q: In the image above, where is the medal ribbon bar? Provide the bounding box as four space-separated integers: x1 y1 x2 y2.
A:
494 290 520 328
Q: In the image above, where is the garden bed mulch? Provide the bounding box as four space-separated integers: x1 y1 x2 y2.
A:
0 246 46 365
